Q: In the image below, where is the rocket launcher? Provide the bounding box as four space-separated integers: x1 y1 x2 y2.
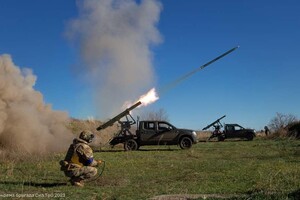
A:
202 115 226 130
96 101 142 131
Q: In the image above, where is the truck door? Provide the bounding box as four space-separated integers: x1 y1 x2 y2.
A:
233 125 245 137
157 122 178 143
139 122 159 145
225 125 235 138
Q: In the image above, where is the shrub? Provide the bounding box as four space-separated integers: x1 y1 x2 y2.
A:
268 113 298 139
286 121 300 138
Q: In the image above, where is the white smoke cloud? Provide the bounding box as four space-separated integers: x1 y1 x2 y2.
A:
0 54 72 154
66 0 162 117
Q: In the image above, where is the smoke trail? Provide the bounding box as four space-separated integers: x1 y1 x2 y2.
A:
158 46 240 95
66 0 162 117
0 54 72 155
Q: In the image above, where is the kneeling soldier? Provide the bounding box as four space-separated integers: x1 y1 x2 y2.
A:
60 130 102 187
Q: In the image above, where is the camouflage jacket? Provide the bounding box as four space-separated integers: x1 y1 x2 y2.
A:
64 138 98 168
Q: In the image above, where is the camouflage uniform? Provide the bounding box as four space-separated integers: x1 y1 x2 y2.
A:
60 131 100 186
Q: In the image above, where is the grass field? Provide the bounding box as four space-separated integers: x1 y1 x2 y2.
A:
0 138 299 200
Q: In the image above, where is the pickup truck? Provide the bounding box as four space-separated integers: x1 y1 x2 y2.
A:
203 115 256 141
207 123 256 141
109 120 198 151
219 124 256 141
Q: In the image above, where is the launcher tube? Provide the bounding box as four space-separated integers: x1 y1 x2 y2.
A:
97 101 142 131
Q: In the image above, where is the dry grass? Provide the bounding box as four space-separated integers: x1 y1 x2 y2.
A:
196 131 211 141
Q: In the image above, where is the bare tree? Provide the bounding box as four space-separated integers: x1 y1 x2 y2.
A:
140 108 169 121
268 112 297 132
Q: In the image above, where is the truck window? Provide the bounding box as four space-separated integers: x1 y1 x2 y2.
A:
158 122 172 131
227 126 234 131
144 122 155 130
234 125 243 130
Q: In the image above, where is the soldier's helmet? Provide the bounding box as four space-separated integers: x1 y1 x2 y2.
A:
79 130 95 143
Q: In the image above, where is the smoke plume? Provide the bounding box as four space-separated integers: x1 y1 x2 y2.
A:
0 54 72 155
66 0 162 117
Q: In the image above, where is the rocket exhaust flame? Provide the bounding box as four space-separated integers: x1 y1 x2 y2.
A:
138 88 159 106
121 88 158 112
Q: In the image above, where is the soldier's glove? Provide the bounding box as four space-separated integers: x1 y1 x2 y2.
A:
97 160 103 165
59 160 69 171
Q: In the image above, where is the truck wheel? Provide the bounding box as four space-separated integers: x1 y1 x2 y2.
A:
246 134 254 141
179 137 192 149
124 139 138 151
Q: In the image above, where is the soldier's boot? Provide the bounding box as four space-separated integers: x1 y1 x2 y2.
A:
70 178 84 187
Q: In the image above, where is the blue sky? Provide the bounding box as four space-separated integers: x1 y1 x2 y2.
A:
0 0 299 131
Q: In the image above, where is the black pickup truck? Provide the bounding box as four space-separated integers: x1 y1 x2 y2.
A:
217 123 256 141
203 115 256 141
109 120 198 150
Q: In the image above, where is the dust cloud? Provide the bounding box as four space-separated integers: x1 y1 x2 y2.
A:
66 0 162 117
0 54 72 155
